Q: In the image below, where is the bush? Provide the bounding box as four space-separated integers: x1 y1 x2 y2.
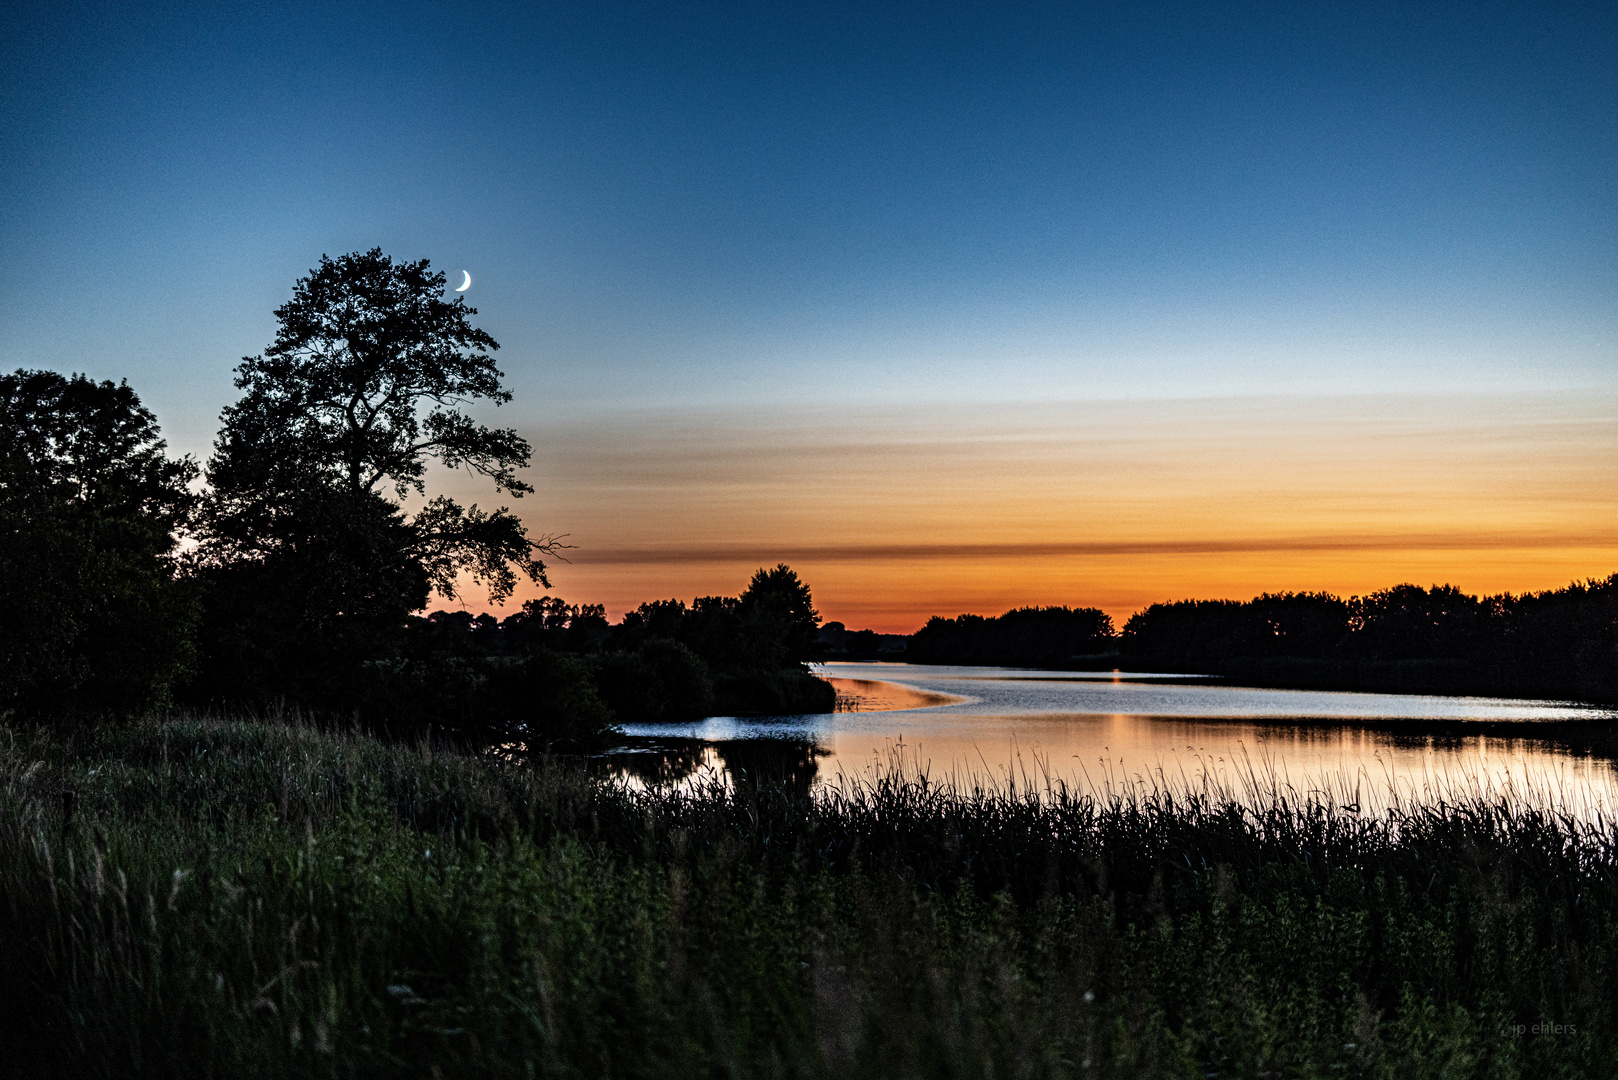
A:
595 639 715 722
352 648 617 751
713 668 837 715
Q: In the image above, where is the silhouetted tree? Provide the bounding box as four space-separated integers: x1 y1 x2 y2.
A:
1491 575 1618 699
682 594 745 666
845 628 881 660
0 369 198 715
193 249 561 704
618 598 690 644
1112 578 1618 702
737 563 822 671
498 596 609 653
1120 599 1247 666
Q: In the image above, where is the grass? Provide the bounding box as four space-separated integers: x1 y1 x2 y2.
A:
0 714 1614 1078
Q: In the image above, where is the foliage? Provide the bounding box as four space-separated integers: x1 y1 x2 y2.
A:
1 715 1615 1077
206 249 528 511
1121 578 1618 702
618 565 824 678
737 563 824 671
192 250 561 708
1119 597 1285 666
360 647 616 751
406 565 835 725
595 639 716 722
0 370 198 716
908 605 1117 668
1349 583 1483 660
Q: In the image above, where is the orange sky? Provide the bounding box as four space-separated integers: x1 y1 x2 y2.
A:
438 390 1618 633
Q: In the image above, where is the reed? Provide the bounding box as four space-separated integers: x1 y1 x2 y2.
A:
0 713 1612 1077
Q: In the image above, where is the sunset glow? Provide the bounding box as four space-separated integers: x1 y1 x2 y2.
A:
4 2 1614 629
461 390 1618 629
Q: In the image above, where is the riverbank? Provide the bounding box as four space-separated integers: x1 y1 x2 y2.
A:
2 714 1614 1077
897 577 1618 707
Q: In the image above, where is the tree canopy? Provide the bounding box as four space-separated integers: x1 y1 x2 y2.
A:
202 248 552 605
0 370 198 714
1 368 195 530
192 250 562 706
907 605 1115 668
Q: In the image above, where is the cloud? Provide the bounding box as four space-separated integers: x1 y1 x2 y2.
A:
573 532 1618 566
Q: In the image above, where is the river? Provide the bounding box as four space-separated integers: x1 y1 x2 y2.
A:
609 662 1618 815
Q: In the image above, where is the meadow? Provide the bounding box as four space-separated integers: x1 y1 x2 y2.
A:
0 714 1612 1078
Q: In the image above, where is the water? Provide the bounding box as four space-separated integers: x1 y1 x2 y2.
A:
610 662 1618 814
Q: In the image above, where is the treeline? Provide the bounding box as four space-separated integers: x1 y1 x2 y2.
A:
1121 580 1618 702
371 567 834 749
0 250 831 747
817 621 908 660
906 580 1618 704
0 358 827 746
908 606 1116 668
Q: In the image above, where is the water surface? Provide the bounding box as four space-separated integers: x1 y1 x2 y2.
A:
611 662 1618 813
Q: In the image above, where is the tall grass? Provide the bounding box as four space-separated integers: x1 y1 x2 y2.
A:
0 713 1613 1077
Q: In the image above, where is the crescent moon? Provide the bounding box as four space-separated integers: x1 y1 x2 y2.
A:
454 270 472 292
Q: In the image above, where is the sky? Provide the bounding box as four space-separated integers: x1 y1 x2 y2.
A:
2 0 1615 630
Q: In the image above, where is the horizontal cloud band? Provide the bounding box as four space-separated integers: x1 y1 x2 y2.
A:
570 533 1618 566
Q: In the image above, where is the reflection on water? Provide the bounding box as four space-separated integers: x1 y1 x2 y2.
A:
608 662 1618 815
601 737 826 797
718 738 825 796
830 677 965 712
604 739 711 787
822 663 1618 721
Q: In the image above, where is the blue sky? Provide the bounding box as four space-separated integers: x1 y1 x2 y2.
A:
4 1 1614 442
3 1 1616 622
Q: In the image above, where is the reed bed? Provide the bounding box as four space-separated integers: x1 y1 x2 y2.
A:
0 713 1613 1078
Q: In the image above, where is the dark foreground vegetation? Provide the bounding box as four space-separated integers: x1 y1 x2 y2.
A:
907 580 1618 705
2 715 1613 1078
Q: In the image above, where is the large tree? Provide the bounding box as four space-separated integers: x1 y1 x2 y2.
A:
195 250 558 701
0 369 198 715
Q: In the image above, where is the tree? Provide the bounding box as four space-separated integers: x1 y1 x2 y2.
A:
0 369 198 715
194 249 560 703
737 564 822 671
1349 583 1482 660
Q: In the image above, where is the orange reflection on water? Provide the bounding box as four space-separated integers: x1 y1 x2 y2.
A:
825 677 965 713
816 713 1618 820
